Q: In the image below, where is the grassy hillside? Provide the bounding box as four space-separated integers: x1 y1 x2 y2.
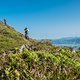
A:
0 21 80 80
0 21 29 53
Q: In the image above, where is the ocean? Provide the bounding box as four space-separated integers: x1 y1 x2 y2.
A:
53 44 80 47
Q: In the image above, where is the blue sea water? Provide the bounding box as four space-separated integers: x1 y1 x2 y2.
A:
53 44 80 47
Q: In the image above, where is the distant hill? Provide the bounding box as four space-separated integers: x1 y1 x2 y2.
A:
53 37 80 44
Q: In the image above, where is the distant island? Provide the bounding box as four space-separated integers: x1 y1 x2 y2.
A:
53 37 80 44
53 37 80 51
53 37 80 47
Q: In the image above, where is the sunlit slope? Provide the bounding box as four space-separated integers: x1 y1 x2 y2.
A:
0 21 28 52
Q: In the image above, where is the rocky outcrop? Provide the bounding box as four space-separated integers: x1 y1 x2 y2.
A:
19 44 32 53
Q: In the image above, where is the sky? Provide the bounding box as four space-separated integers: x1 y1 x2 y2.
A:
0 0 80 39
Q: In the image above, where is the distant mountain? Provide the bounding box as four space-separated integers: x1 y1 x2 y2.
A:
53 37 80 44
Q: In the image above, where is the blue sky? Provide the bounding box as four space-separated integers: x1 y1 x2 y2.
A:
0 0 80 39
